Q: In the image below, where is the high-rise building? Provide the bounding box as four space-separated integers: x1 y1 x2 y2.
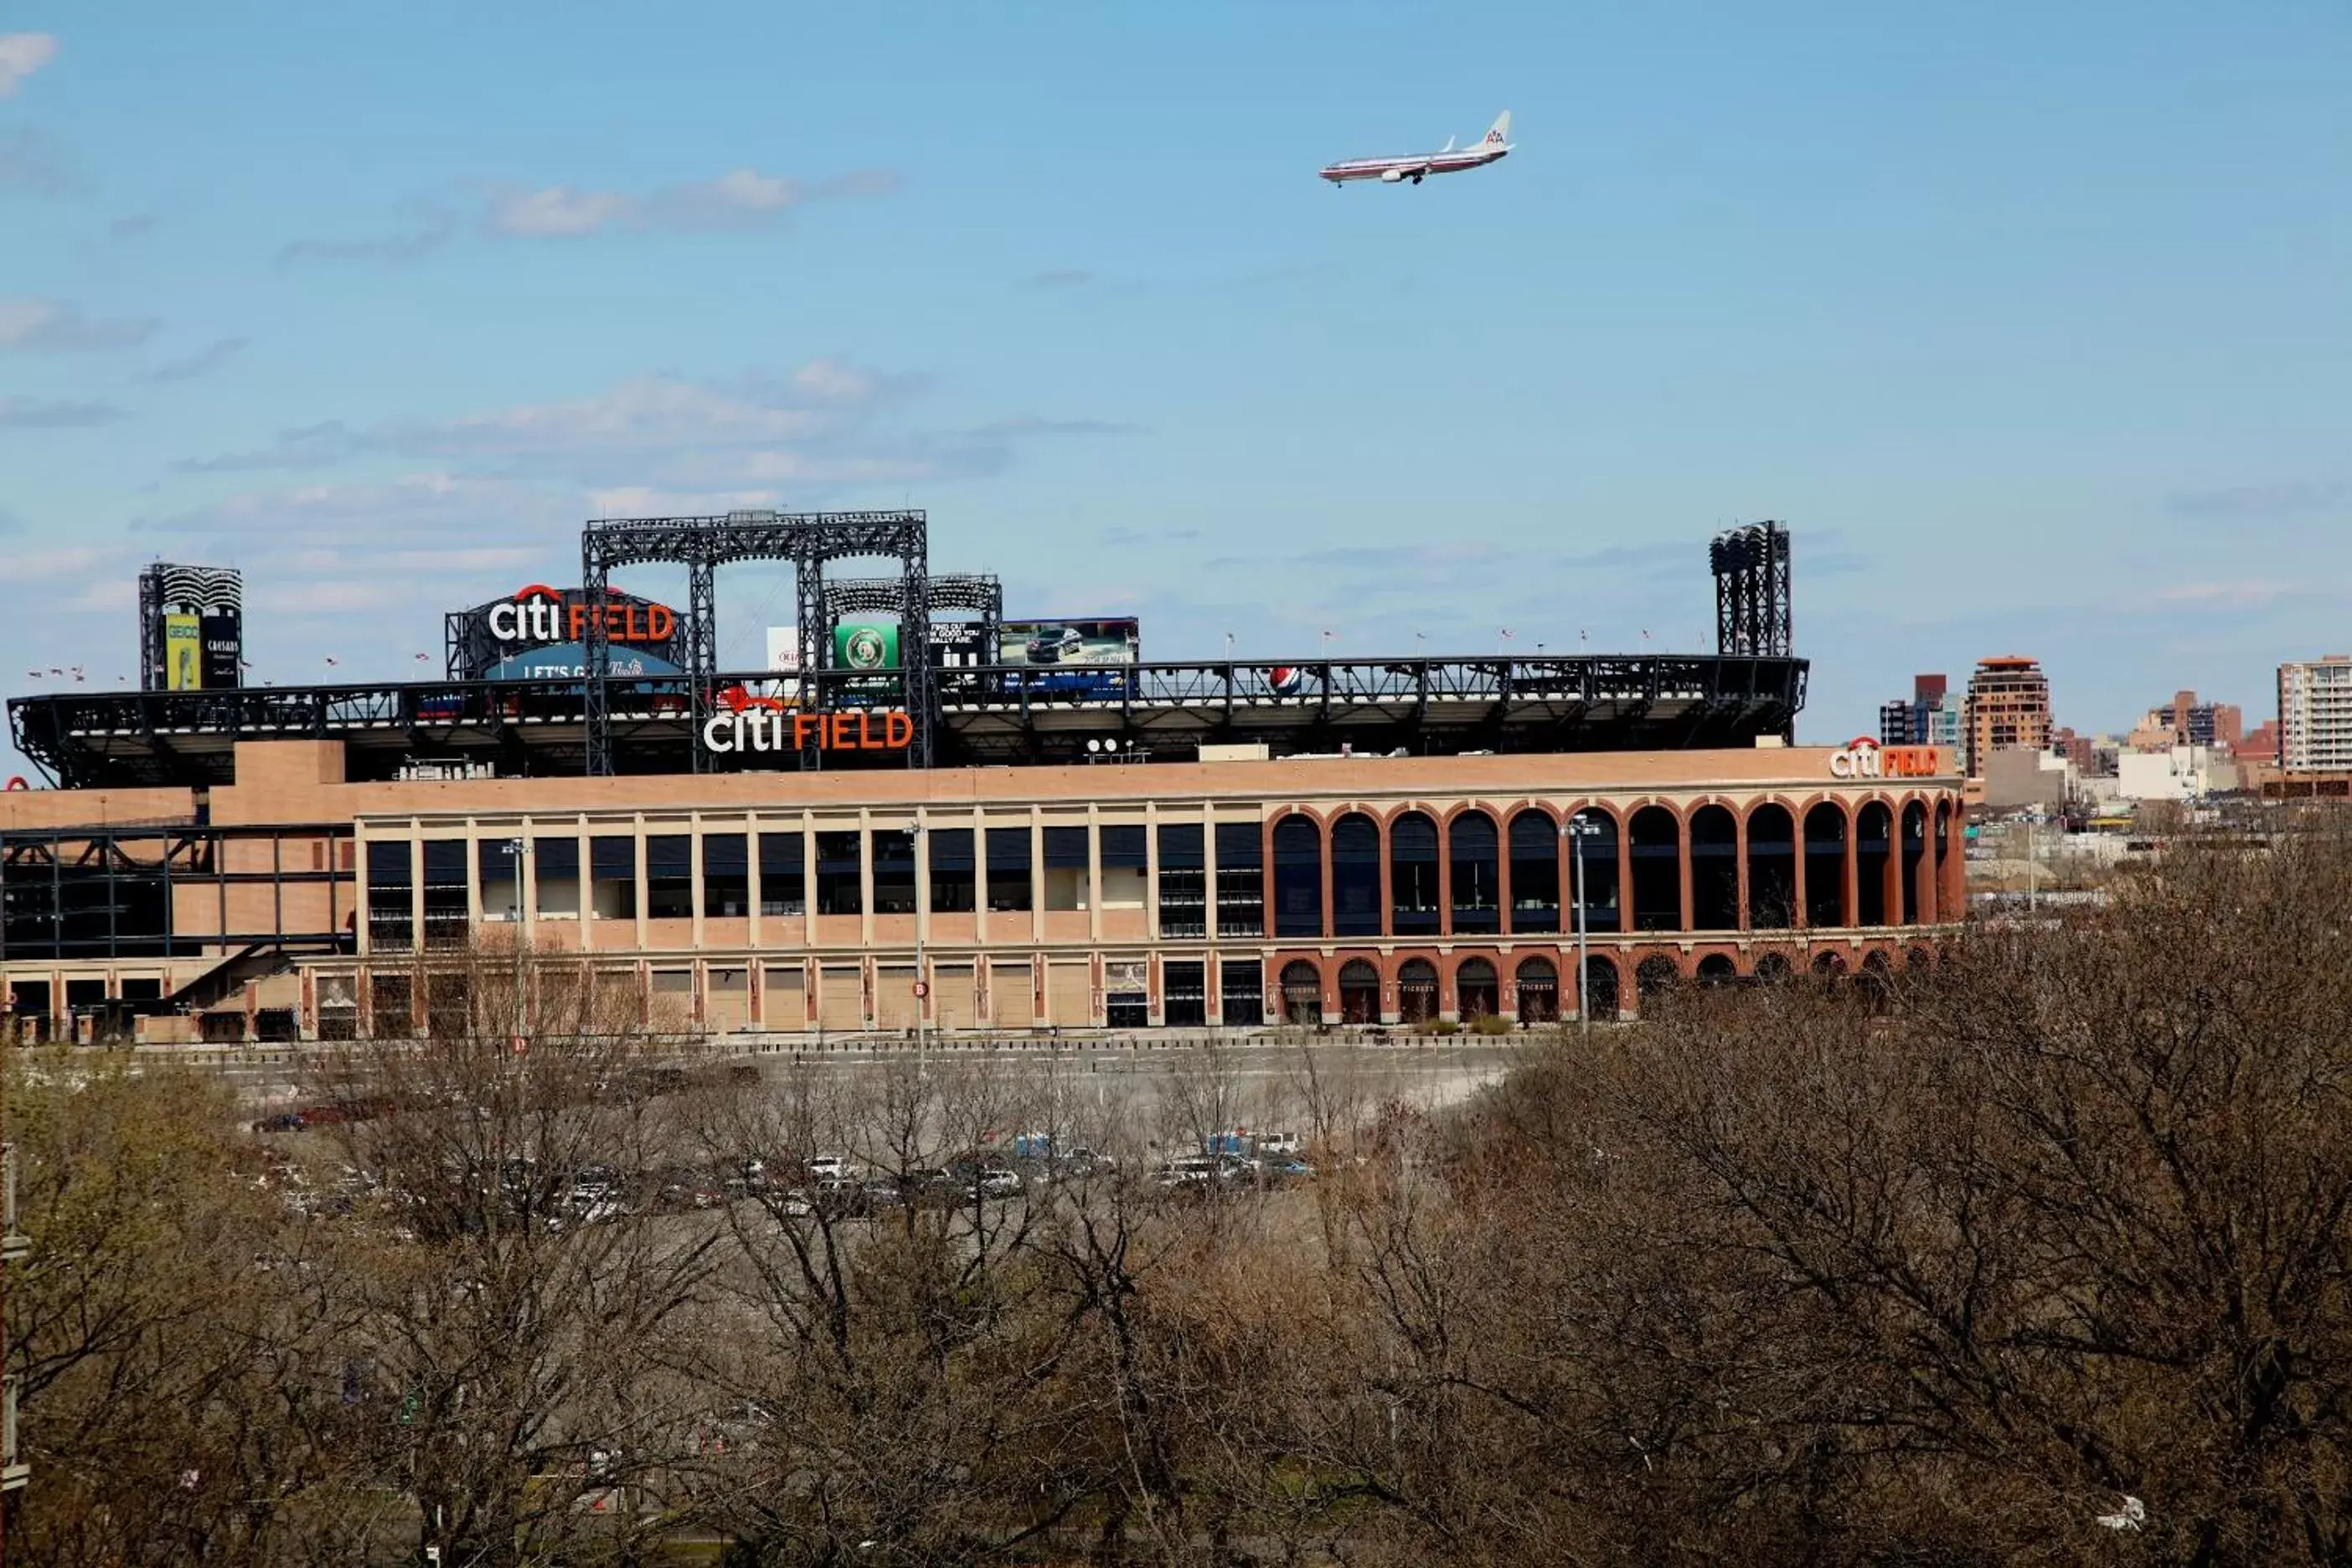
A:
1878 673 1961 752
1963 656 2052 776
2279 657 2352 773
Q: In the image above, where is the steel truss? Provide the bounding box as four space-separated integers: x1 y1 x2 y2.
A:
10 653 1808 787
1710 521 1792 658
580 511 931 774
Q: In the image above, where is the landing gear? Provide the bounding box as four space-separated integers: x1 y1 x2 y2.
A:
1411 173 1423 184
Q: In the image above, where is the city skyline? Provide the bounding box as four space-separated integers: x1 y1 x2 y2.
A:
5 5 2349 774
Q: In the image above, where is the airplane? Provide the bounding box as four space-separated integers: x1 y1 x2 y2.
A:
1319 111 1513 186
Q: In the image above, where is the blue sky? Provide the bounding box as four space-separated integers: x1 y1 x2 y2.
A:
3 2 2348 774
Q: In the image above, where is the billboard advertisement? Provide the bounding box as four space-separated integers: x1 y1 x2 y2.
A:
998 617 1139 695
163 614 202 691
998 618 1139 668
141 563 244 693
446 585 683 681
833 619 901 673
200 612 242 689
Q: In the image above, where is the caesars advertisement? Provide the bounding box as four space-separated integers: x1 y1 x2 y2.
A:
160 611 244 691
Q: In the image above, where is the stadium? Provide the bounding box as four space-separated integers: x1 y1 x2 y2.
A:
1 514 1963 1044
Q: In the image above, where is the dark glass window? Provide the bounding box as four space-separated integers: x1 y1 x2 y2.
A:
421 838 468 947
591 834 637 921
987 827 1033 913
646 833 694 920
1507 811 1560 934
366 839 413 951
1390 812 1439 936
872 829 917 915
703 833 749 919
478 838 524 918
1332 812 1381 936
926 827 975 913
1101 824 1147 868
1273 815 1323 938
1449 812 1498 935
815 831 863 916
1163 960 1207 1029
1219 958 1264 1025
759 831 805 916
1157 823 1205 937
1215 822 1263 938
1043 826 1090 868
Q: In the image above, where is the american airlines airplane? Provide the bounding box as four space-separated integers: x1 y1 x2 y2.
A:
1319 111 1513 186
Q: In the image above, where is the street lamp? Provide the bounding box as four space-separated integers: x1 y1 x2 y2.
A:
1563 814 1607 1036
910 821 927 1078
501 838 529 1047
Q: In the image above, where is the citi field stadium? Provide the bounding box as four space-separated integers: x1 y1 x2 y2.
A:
2 516 1963 1044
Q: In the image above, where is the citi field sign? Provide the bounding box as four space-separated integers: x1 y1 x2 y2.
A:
483 585 677 646
1829 736 1942 779
701 689 913 756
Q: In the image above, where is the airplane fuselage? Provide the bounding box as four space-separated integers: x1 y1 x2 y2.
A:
1318 146 1507 185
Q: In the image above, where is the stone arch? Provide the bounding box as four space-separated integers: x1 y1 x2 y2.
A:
1338 957 1380 1024
1389 810 1442 937
1689 803 1740 931
1803 800 1849 927
1900 799 1930 925
1695 952 1739 985
1272 814 1324 939
1448 810 1501 934
1331 811 1382 938
1854 801 1895 926
1507 807 1562 934
1628 805 1684 932
1581 954 1622 1021
1396 957 1440 1025
1753 951 1793 984
1634 953 1683 1003
1746 801 1796 929
1277 958 1323 1025
1565 804 1624 935
1514 955 1559 1024
1456 955 1499 1019
1813 949 1848 976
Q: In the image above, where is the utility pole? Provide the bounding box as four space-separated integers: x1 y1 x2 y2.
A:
910 822 927 1080
1565 814 1603 1034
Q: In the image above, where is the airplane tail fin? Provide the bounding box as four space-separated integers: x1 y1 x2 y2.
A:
1483 111 1512 149
1442 135 1456 152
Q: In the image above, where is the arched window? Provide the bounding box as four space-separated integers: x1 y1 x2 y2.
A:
1390 812 1440 936
1855 803 1893 926
1515 956 1558 1024
1564 807 1622 935
1695 952 1738 985
1746 804 1795 929
1629 807 1682 931
1689 805 1739 931
1278 959 1323 1025
1507 811 1559 934
1457 957 1498 1019
1449 812 1499 935
1581 955 1621 1022
1803 802 1848 927
1933 801 1954 923
1273 815 1323 938
1813 950 1847 977
1397 957 1439 1024
1753 951 1792 984
1332 812 1382 937
1901 801 1928 925
1635 954 1682 1002
1906 945 1936 974
1338 958 1380 1024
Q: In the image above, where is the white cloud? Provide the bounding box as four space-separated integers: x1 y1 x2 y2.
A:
486 185 635 237
2153 580 2297 609
145 335 250 383
0 34 57 98
0 395 127 428
0 297 160 352
70 578 135 611
286 164 897 260
0 544 119 580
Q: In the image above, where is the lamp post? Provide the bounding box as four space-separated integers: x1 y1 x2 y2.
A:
910 822 927 1079
501 838 528 1048
1563 815 1605 1036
